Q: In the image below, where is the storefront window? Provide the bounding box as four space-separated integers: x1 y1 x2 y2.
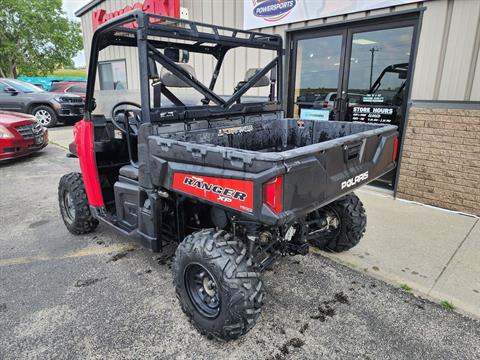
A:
347 26 413 108
293 35 343 118
99 59 128 90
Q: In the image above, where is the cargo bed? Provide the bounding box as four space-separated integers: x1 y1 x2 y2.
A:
148 113 398 225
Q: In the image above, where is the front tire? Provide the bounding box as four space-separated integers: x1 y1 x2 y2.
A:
58 172 98 234
307 193 366 252
173 229 263 340
32 105 57 127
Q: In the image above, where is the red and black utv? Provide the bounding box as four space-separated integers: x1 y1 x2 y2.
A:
58 11 398 340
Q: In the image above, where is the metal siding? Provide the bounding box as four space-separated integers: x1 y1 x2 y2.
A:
190 0 204 87
395 2 422 11
325 15 345 24
203 0 214 86
346 12 367 21
222 0 236 96
368 7 394 16
438 0 480 100
471 46 480 101
410 0 449 100
234 0 247 87
465 6 480 100
287 21 306 31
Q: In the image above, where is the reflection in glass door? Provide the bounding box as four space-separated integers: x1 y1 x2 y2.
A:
292 33 344 120
344 26 414 126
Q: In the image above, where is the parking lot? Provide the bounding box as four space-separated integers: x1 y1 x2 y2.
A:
1 138 480 359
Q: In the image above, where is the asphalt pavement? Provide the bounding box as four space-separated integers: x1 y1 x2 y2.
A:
0 142 479 360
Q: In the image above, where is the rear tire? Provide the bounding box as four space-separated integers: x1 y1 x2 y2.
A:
173 229 263 340
32 105 57 128
307 193 366 252
58 172 98 234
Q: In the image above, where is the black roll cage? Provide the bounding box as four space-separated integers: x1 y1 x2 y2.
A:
85 10 284 124
369 63 408 95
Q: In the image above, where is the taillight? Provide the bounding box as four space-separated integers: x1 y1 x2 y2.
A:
263 175 283 213
393 137 399 161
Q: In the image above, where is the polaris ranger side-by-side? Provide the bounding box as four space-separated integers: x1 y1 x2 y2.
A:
58 11 398 340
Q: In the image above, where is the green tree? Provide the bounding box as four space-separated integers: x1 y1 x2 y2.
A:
0 0 83 78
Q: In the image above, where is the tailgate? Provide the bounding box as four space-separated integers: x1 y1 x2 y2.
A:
281 124 398 218
149 122 397 226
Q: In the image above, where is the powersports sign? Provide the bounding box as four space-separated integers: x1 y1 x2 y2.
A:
172 173 254 213
252 0 297 22
244 0 421 30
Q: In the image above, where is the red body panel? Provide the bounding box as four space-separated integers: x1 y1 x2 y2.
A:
173 173 254 213
74 120 104 207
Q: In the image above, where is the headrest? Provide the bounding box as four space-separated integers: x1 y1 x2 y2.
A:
244 68 270 87
160 64 197 88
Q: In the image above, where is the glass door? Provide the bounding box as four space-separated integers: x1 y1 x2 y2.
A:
290 30 346 121
288 15 418 190
341 24 415 188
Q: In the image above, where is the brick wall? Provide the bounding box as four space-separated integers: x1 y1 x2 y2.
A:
396 107 480 216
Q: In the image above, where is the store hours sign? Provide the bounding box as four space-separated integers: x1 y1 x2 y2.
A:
351 106 397 124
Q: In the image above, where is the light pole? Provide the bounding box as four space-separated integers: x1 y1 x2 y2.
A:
369 47 379 89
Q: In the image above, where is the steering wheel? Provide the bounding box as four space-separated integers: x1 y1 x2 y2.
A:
111 102 142 136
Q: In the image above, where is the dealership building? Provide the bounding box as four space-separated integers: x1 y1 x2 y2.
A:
75 0 480 216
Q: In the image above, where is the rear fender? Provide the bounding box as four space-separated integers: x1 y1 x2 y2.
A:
73 120 104 206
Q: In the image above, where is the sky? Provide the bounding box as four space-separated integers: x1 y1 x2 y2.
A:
62 0 91 67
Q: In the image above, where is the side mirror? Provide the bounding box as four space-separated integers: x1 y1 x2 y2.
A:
148 55 159 80
4 86 18 95
164 47 190 63
398 72 407 80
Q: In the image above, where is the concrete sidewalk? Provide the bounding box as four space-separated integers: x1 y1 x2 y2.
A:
48 128 480 318
48 125 73 150
317 187 479 318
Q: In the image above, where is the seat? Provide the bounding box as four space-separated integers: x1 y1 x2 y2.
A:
244 68 270 87
160 64 198 88
119 164 138 180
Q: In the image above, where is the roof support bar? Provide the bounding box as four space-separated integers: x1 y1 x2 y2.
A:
202 49 227 105
111 33 223 56
147 43 227 106
223 57 279 108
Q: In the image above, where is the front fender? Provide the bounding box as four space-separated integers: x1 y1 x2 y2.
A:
73 120 104 206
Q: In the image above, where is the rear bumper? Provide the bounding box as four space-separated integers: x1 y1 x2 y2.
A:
0 130 48 161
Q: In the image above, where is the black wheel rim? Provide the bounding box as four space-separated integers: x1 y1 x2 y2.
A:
62 190 76 224
184 263 221 319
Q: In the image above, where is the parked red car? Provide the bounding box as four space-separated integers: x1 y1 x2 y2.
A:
49 81 87 101
0 111 48 161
